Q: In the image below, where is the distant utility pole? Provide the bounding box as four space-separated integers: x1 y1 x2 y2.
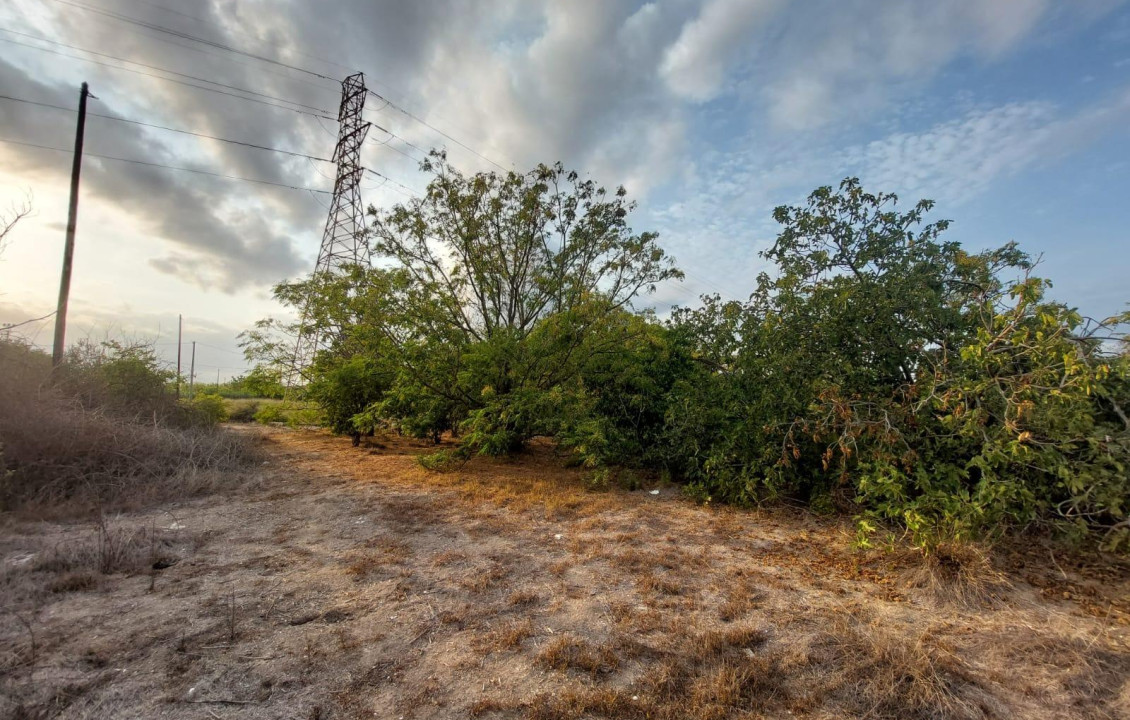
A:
189 341 196 398
52 81 90 368
176 314 183 400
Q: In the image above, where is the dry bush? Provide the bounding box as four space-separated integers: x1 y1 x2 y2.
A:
900 542 1010 607
0 340 256 515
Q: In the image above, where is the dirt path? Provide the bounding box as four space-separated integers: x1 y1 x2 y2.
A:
2 427 1128 719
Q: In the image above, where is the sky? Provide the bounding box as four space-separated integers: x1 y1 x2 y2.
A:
1 0 1128 380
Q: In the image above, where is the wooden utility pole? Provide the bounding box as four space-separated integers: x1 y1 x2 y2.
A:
52 82 90 367
189 341 196 398
176 314 183 400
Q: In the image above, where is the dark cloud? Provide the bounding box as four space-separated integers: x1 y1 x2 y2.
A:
0 53 309 291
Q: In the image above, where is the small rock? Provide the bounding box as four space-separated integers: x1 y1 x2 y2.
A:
649 489 660 496
554 534 563 540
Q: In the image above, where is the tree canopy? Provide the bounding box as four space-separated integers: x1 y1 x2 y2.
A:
247 169 1130 552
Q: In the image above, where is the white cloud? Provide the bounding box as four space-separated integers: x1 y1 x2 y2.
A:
841 86 1130 205
660 0 782 102
762 1 1055 130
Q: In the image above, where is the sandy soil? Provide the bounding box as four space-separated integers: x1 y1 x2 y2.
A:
1 426 1128 719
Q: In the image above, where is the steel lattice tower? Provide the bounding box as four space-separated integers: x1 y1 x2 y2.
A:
290 72 371 383
315 72 371 272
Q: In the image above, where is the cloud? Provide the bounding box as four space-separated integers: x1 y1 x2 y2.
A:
0 53 310 291
2 0 1127 323
841 86 1130 205
660 0 781 102
654 0 1101 130
762 1 1056 130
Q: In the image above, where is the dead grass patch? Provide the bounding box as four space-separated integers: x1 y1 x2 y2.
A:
431 549 468 567
507 589 540 607
900 542 1010 607
475 618 535 653
469 696 510 717
343 536 413 579
536 635 620 678
638 572 681 596
462 561 509 593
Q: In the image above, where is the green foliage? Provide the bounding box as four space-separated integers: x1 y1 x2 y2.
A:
417 448 468 472
254 404 285 425
181 393 228 426
661 178 1129 550
245 166 1129 552
226 400 260 423
306 356 391 436
59 340 175 416
232 366 286 399
247 153 679 456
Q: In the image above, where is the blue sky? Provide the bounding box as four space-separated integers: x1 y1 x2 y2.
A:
0 0 1128 377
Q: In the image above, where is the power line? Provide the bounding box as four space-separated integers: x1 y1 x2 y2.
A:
36 0 512 173
71 4 343 98
50 0 339 83
0 36 339 122
368 90 510 172
0 29 335 116
364 168 421 197
0 137 333 194
1 311 57 331
122 0 359 77
0 94 333 163
367 120 427 158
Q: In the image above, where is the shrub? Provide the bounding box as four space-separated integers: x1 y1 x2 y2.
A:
254 404 286 425
182 393 228 425
663 179 1130 550
0 339 255 514
226 400 260 423
56 339 176 419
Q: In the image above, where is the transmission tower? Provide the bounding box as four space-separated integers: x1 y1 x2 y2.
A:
314 72 371 273
290 72 371 383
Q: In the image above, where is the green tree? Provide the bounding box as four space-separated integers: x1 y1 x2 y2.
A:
367 152 681 453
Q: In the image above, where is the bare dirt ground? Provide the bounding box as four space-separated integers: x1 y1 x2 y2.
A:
2 426 1128 720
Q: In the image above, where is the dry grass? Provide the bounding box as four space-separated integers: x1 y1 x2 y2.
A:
900 541 1010 607
343 536 413 578
535 635 620 677
2 426 1127 720
507 589 541 607
0 340 257 516
461 560 510 593
474 618 535 653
